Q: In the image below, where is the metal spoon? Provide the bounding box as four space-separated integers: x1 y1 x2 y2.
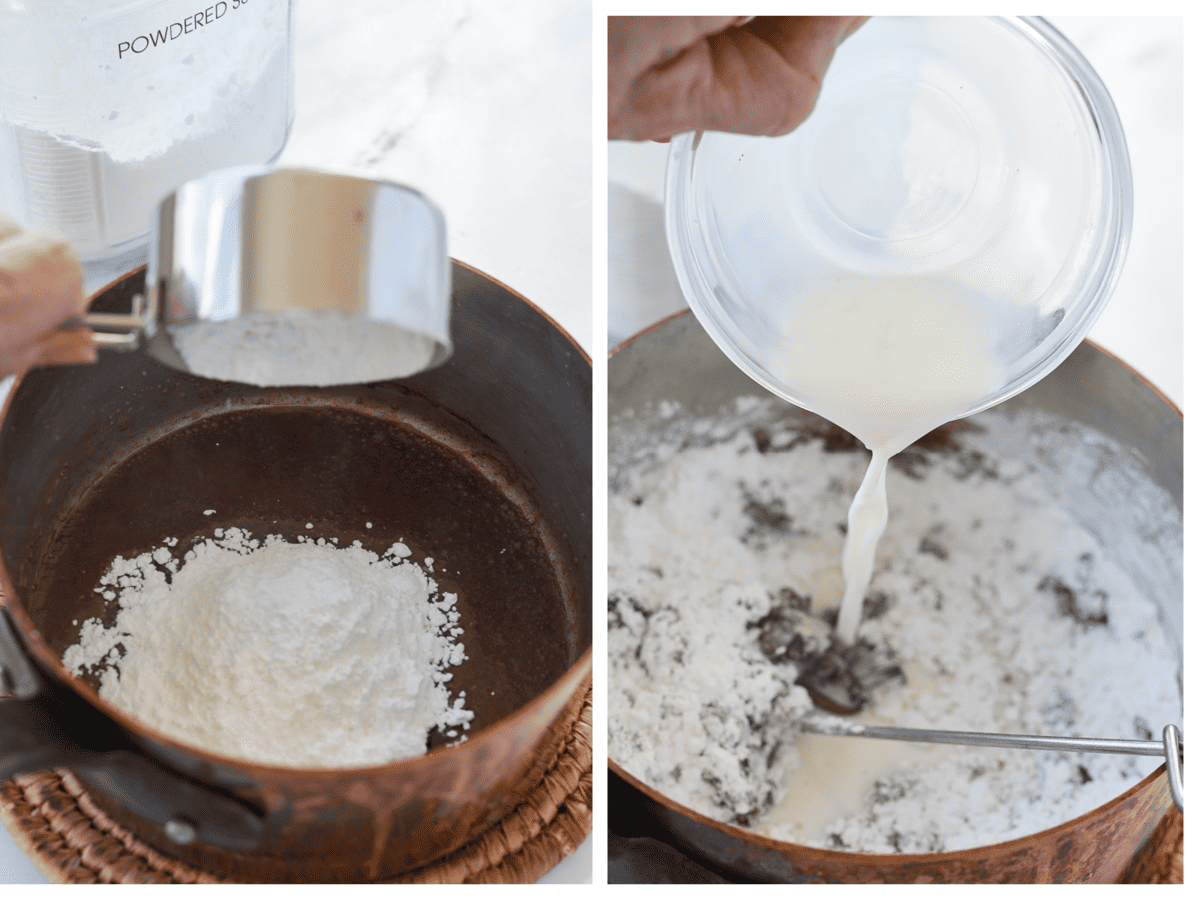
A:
801 720 1184 812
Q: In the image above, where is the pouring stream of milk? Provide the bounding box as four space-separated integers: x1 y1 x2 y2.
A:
776 275 1007 643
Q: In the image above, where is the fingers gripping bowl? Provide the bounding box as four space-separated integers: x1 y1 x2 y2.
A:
0 264 591 881
665 16 1132 425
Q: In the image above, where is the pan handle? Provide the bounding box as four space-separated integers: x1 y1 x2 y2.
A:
1 608 264 850
0 602 38 700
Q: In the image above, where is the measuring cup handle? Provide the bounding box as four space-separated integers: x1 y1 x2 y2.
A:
61 293 150 350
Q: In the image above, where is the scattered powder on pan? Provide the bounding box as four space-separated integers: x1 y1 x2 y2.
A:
64 528 472 768
608 398 1180 852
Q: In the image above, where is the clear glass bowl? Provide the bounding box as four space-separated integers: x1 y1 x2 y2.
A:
665 16 1132 422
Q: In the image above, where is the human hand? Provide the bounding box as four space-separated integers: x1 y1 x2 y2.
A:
609 16 868 142
0 212 96 378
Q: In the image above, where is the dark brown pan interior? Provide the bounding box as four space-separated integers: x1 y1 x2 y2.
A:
1 263 591 754
31 397 571 744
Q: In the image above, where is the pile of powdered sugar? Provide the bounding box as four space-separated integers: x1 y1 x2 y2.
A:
167 311 437 387
64 527 472 768
609 397 1181 852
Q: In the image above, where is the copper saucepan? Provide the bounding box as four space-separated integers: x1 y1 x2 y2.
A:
0 263 591 881
608 311 1180 884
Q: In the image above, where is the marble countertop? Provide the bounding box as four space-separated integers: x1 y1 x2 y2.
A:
280 0 591 352
1 0 590 884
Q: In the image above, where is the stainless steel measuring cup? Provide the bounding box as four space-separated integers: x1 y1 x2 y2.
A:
82 166 452 380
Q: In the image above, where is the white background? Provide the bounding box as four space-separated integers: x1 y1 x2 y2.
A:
1 7 1188 888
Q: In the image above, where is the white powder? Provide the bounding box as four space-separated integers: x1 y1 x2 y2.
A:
63 527 473 768
167 311 437 386
608 399 1180 851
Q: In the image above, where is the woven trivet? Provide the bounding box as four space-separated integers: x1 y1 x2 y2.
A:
0 687 591 884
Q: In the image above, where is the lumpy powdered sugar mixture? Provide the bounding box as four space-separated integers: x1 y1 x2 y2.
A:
608 397 1180 853
64 527 472 768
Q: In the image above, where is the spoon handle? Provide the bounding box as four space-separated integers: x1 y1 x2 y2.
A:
803 722 1184 810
